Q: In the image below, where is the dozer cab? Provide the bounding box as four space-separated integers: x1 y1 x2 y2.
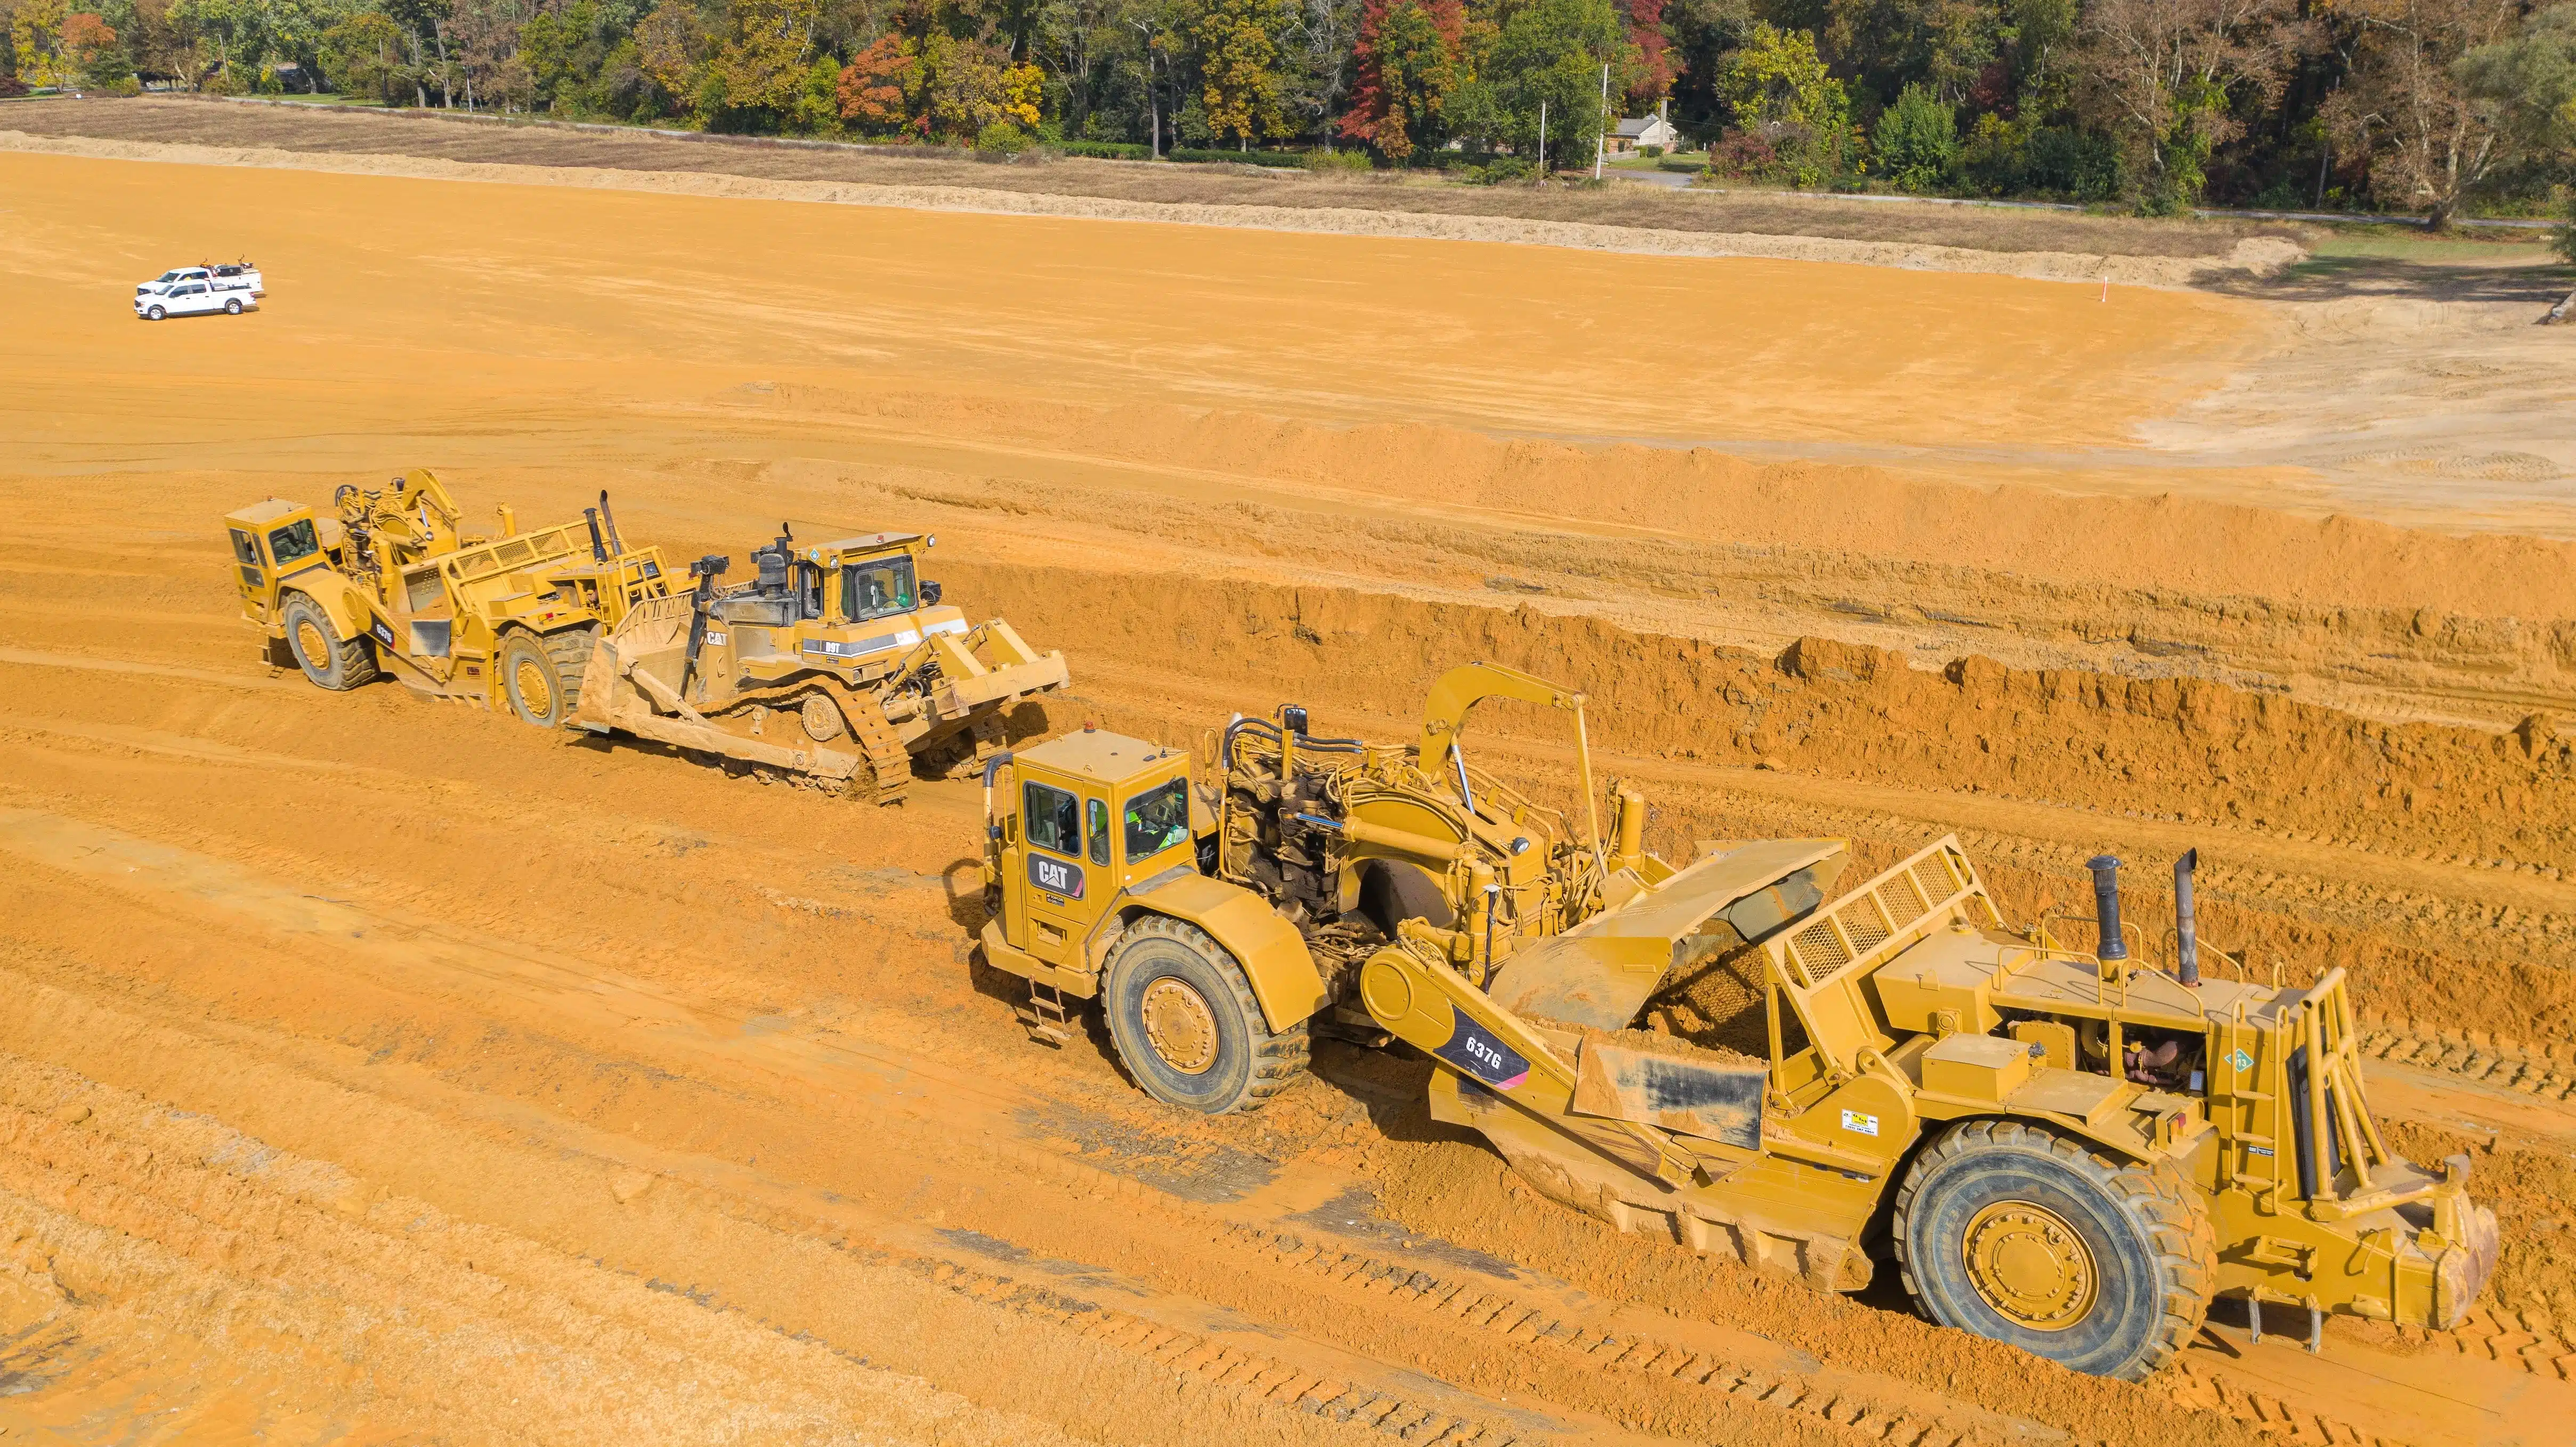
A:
223 470 671 725
574 526 1068 805
976 663 2497 1380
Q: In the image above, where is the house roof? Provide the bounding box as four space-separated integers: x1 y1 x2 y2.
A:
1614 117 1672 137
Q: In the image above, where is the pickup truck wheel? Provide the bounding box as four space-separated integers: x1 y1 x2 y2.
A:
1103 915 1309 1115
1894 1120 2214 1381
147 305 165 321
225 298 242 314
280 592 378 691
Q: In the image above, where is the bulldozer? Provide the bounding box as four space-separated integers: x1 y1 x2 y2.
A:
573 525 1068 805
974 662 2498 1380
223 469 671 725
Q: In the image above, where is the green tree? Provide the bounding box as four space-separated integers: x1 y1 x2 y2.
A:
1459 0 1635 169
1873 78 1955 188
1713 20 1855 184
1193 0 1284 147
318 6 405 97
2458 3 2576 254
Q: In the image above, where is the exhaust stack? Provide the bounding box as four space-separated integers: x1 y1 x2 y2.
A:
2174 849 2201 987
582 507 607 562
2087 855 2128 963
597 490 626 555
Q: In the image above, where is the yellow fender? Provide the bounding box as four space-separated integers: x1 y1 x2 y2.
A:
1120 873 1329 1031
274 570 379 648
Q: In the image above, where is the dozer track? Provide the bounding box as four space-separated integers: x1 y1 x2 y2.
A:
844 696 912 806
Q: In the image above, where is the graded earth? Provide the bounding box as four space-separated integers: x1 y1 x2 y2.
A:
3 109 2574 1447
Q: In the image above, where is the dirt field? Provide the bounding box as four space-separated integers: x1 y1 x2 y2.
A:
4 126 2576 1447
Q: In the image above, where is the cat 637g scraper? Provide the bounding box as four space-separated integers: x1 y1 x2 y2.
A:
574 526 1067 805
223 470 670 725
976 663 2496 1380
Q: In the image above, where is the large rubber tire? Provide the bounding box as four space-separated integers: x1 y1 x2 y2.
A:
147 304 165 321
1101 915 1310 1115
225 298 242 314
280 592 378 692
500 629 593 729
1894 1120 2214 1381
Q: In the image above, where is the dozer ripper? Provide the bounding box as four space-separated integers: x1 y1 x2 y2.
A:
223 470 671 724
573 525 1068 804
975 663 2497 1380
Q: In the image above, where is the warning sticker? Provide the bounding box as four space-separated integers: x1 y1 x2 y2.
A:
2228 1048 2255 1073
1841 1109 1881 1137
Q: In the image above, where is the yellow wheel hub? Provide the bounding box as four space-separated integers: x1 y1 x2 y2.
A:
295 619 329 665
515 657 554 715
1961 1200 2097 1331
1139 977 1219 1076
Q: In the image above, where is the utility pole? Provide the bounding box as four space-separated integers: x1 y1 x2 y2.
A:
1537 100 1546 174
1594 62 1609 178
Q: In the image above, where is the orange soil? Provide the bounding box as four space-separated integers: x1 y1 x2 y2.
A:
2 147 2573 1446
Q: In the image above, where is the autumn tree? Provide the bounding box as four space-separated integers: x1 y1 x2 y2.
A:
702 0 822 122
2071 0 2307 210
11 0 68 87
1714 20 1854 182
1336 0 1459 159
2320 0 2526 225
1193 0 1285 146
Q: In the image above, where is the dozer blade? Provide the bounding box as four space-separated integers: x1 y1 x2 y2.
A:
1490 838 1847 1031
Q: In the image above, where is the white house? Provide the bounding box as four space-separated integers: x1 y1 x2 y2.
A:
1608 101 1682 155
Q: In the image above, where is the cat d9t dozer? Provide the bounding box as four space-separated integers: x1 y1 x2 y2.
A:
574 526 1068 805
973 663 2494 1380
222 469 670 725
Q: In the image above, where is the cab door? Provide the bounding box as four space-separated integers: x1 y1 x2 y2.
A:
228 526 271 622
1015 774 1107 967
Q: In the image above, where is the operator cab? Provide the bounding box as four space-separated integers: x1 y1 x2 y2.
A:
222 498 341 623
996 730 1198 966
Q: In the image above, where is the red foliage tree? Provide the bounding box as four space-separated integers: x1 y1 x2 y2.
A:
1622 0 1673 105
837 35 916 130
1336 0 1463 158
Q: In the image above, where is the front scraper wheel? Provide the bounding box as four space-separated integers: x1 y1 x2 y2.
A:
500 629 594 729
280 592 378 691
1101 915 1309 1115
1894 1120 2215 1381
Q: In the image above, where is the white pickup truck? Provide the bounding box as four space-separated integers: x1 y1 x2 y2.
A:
134 263 264 321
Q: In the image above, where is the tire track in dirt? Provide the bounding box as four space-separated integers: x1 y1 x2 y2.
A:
0 791 2520 1447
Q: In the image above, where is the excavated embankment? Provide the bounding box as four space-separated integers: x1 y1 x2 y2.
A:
942 560 2576 1053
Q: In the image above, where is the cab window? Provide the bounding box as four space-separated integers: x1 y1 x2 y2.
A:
839 556 918 623
268 519 320 566
1087 799 1110 865
1025 781 1082 856
1124 779 1189 863
229 529 261 566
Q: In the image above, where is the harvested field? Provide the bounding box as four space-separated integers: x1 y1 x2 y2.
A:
4 121 2575 1447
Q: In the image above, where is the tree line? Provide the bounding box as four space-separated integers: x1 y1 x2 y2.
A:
5 0 2573 220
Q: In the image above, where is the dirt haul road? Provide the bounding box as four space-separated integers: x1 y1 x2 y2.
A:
2 147 2574 1446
